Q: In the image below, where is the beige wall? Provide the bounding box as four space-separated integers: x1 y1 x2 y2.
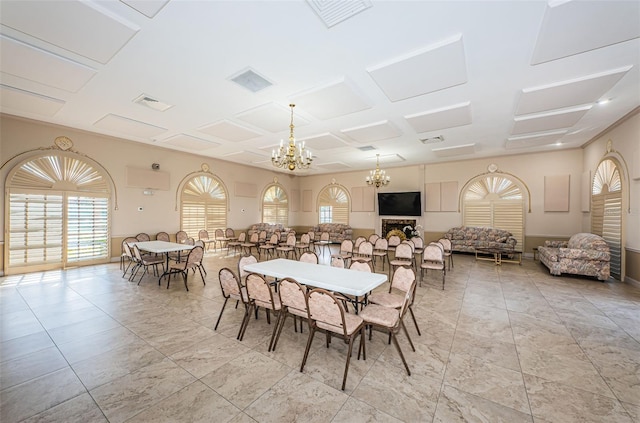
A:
1 111 637 277
581 109 640 282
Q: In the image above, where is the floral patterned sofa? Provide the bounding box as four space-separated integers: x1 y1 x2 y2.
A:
247 223 285 239
444 226 517 253
538 233 610 281
310 223 353 243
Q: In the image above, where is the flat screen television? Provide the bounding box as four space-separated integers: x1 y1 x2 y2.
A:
377 191 422 216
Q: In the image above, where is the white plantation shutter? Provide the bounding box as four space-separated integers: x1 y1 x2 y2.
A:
262 185 288 226
180 175 227 239
318 185 349 224
463 175 524 251
591 159 622 279
9 192 64 269
6 153 111 274
67 195 109 262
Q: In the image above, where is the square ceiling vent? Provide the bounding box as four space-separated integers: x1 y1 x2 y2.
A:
230 68 273 93
307 0 372 28
133 94 173 112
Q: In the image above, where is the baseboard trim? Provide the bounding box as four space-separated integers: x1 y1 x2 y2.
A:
624 275 640 289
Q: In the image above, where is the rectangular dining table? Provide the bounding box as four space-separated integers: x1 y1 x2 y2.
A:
243 258 387 311
131 240 194 283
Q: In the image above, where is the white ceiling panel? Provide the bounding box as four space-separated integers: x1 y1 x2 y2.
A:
431 143 476 158
299 133 349 150
0 0 139 64
0 36 97 93
531 0 640 65
341 120 402 143
516 66 632 115
197 120 262 142
368 35 467 102
405 102 472 133
0 85 65 116
223 150 269 164
505 130 567 150
160 134 221 150
375 154 405 164
315 162 352 171
120 0 169 18
93 114 166 138
291 79 371 120
511 105 592 135
236 103 310 133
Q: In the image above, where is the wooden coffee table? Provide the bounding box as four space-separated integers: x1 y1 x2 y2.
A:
475 246 521 265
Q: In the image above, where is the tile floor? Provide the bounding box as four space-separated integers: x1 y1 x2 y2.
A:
1 248 639 423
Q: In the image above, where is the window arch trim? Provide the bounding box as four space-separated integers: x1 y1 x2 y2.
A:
458 170 531 213
261 183 289 226
174 169 230 211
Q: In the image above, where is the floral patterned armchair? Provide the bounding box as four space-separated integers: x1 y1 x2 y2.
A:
538 233 610 281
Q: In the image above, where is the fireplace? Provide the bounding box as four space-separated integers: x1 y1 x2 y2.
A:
381 219 416 237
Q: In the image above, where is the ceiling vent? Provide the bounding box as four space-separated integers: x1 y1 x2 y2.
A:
357 145 376 151
133 94 173 112
420 135 445 144
230 68 273 93
306 0 372 28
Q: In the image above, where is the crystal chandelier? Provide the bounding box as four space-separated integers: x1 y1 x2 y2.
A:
271 104 312 171
366 154 390 188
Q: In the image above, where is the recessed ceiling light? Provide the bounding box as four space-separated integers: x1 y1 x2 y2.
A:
597 98 611 105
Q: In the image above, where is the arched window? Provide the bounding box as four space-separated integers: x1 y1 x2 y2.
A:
317 185 349 224
591 158 622 279
180 174 227 239
6 153 111 274
262 185 288 226
462 174 524 251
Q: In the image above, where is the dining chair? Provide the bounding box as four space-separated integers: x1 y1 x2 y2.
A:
131 244 165 284
176 230 188 244
167 245 205 291
225 228 236 239
243 273 282 350
331 239 353 267
227 232 245 255
368 265 421 336
352 236 366 254
120 236 138 272
420 242 446 289
198 229 214 251
331 256 345 268
387 235 401 253
215 228 228 250
294 233 311 257
215 268 250 339
372 237 389 271
438 238 454 270
194 240 207 275
258 233 279 260
241 232 260 256
368 233 380 246
411 236 424 266
135 232 150 242
272 277 309 351
299 251 319 264
355 240 374 265
349 259 373 273
276 233 296 259
156 232 170 242
359 279 416 376
302 288 366 391
238 254 258 282
389 242 413 279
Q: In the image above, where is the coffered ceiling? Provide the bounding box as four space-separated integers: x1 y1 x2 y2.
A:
1 0 638 175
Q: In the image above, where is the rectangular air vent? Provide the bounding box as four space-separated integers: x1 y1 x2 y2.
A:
307 0 372 28
357 145 376 151
420 135 445 144
133 94 173 112
230 68 273 93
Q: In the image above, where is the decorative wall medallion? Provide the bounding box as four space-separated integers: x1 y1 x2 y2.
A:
273 176 278 183
331 178 336 184
54 136 73 150
487 163 498 173
606 139 613 153
201 163 210 172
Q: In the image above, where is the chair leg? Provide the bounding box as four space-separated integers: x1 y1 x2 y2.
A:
183 271 189 291
271 312 289 351
214 298 229 330
400 320 415 352
300 325 317 372
268 310 282 352
391 331 411 376
408 306 421 336
341 336 355 390
238 304 253 341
